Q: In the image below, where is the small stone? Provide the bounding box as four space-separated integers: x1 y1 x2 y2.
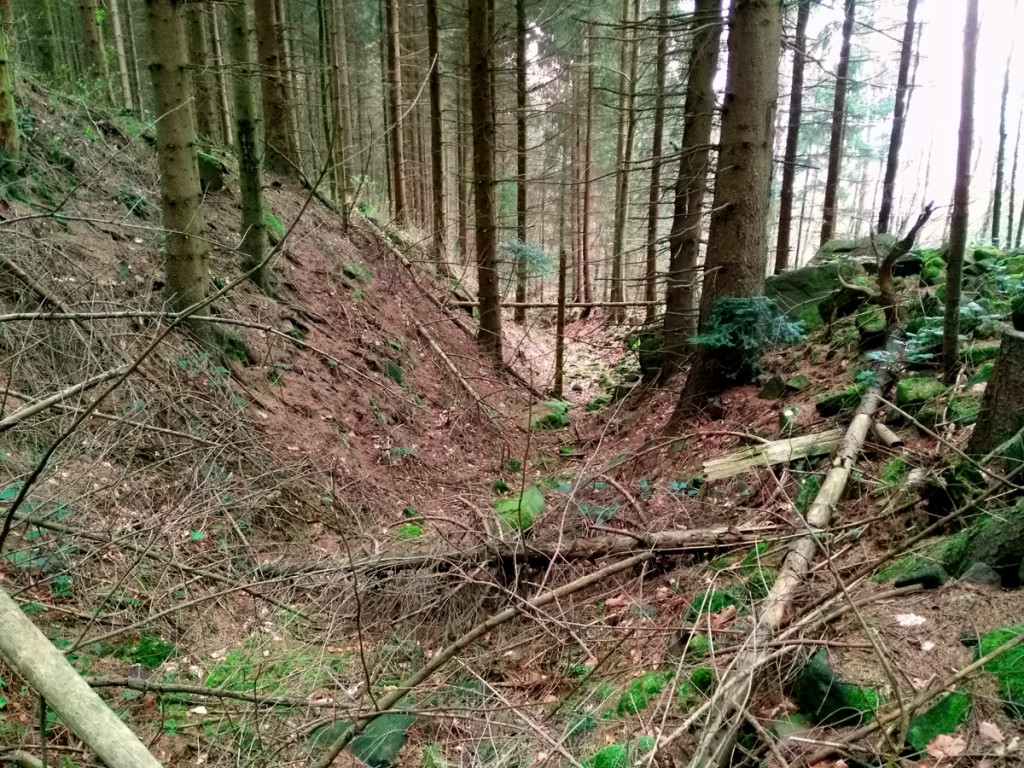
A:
960 562 1002 587
786 375 811 391
895 564 950 590
759 376 788 400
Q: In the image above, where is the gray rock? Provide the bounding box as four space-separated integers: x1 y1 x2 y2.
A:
959 562 1003 587
895 564 950 590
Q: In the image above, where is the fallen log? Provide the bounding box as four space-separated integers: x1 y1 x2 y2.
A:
257 524 786 577
0 586 163 768
702 428 846 481
685 374 890 768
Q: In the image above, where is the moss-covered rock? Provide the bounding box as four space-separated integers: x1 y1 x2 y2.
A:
614 672 671 716
856 305 886 348
790 649 882 726
685 589 742 620
948 394 982 425
894 564 950 590
531 400 570 430
906 692 972 753
816 386 863 417
896 376 946 406
198 152 227 192
814 234 897 263
764 262 859 330
1012 294 1024 332
977 625 1024 719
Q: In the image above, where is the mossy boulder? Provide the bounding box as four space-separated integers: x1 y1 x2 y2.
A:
896 376 946 406
855 305 886 348
197 152 227 192
627 330 663 380
948 394 982 425
1012 294 1024 331
906 692 972 753
816 386 862 417
790 649 882 726
813 234 897 263
531 400 570 430
764 262 859 330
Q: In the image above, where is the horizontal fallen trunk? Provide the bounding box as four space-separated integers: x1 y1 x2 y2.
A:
449 300 665 309
686 375 889 768
257 524 786 577
703 428 846 480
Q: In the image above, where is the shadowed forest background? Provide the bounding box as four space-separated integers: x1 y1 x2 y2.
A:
1 1 1024 767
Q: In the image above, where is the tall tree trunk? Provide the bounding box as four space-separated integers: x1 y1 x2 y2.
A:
610 0 640 324
145 0 209 315
468 0 502 362
674 0 783 415
124 0 144 116
819 0 856 245
554 137 568 397
254 0 297 176
385 0 407 224
580 23 596 308
943 0 979 384
1010 104 1023 249
427 0 449 276
326 0 350 230
662 0 723 374
109 0 133 112
226 0 269 293
79 0 112 98
209 4 233 146
877 0 918 234
273 0 301 172
774 0 811 272
514 0 528 324
644 0 670 324
32 0 58 79
0 4 18 165
456 58 469 264
992 44 1012 246
187 5 217 141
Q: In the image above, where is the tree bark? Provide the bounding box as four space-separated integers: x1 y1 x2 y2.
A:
208 4 233 146
226 0 270 293
385 0 407 224
610 0 640 324
79 0 111 94
0 586 163 768
31 0 58 79
943 0 978 384
968 329 1024 458
1008 104 1022 248
0 3 18 164
819 0 856 246
877 0 918 234
774 0 811 270
662 0 723 374
514 0 528 324
427 0 449 277
253 0 298 176
187 4 217 141
992 43 1012 246
468 0 502 362
325 0 350 230
108 0 133 111
674 0 783 415
581 23 596 307
146 0 209 314
124 0 144 117
643 0 670 324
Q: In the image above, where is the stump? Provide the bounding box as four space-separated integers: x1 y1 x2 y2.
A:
968 329 1024 457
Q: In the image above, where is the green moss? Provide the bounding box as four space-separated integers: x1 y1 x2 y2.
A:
745 567 775 599
614 672 671 716
739 542 771 575
790 649 881 726
683 634 712 658
977 625 1024 718
816 386 862 417
795 475 821 514
906 692 972 753
492 485 546 530
896 377 946 406
948 394 981 425
875 528 974 582
969 363 995 386
677 666 714 708
531 400 571 430
881 457 907 486
963 344 1001 364
685 589 741 621
582 737 655 768
393 524 423 540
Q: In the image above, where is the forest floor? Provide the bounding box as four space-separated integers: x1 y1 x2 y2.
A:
0 86 1022 768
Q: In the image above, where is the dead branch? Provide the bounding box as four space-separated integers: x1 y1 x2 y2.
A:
0 367 129 433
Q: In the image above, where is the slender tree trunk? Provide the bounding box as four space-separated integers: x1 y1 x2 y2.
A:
427 0 449 276
254 0 298 175
226 0 269 293
274 0 301 172
80 0 112 97
145 0 209 315
675 0 783 415
328 0 350 230
644 0 670 324
1011 104 1023 248
109 0 133 111
124 0 144 117
456 61 469 264
581 23 596 307
662 0 723 374
514 0 528 324
468 0 502 362
385 0 407 224
32 0 58 79
554 150 568 397
877 0 918 234
819 0 856 245
610 0 640 324
943 0 979 384
993 44 1013 246
774 0 811 272
209 4 233 146
187 5 217 141
0 4 18 164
